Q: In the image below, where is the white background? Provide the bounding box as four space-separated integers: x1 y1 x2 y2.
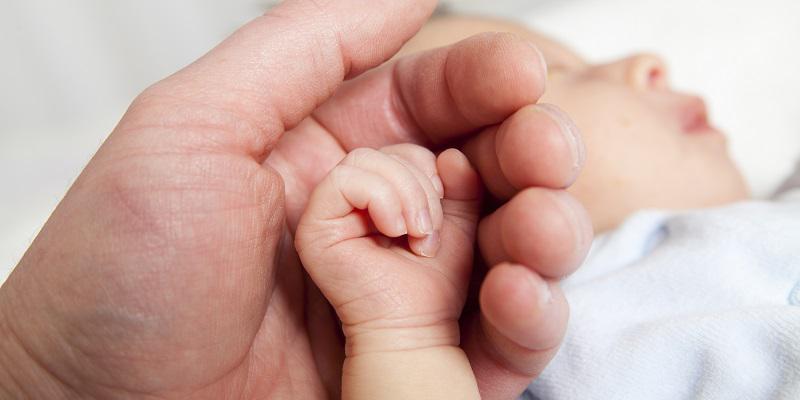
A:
2 0 799 281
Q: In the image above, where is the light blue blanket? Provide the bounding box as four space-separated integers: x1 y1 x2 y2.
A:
524 180 800 399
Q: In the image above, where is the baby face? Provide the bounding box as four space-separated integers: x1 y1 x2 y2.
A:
532 31 749 231
404 17 750 232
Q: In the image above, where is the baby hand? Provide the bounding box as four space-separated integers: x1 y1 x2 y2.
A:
295 144 482 356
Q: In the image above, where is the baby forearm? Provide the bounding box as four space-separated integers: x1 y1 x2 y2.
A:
342 346 480 400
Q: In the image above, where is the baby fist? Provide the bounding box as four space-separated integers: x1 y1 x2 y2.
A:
295 145 482 356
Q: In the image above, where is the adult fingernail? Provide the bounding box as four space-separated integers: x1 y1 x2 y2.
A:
416 231 440 258
538 104 586 175
549 190 593 262
522 267 553 307
416 209 434 235
528 41 548 80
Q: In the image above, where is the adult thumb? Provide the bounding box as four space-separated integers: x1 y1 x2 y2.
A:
129 0 438 161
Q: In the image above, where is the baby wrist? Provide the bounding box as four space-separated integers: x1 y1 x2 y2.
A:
343 320 461 357
343 345 480 400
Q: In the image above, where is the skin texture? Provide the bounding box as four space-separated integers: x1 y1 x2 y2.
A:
405 16 750 232
0 3 591 400
296 145 483 399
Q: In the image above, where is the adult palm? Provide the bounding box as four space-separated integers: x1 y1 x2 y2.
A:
0 1 591 399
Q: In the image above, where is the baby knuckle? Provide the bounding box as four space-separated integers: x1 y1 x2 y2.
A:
329 165 356 188
342 147 379 166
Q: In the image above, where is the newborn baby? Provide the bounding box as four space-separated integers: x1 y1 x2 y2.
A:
400 15 800 399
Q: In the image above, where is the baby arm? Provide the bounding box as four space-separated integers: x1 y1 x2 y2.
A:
295 145 483 400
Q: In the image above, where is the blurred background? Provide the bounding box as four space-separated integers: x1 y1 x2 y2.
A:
2 0 799 281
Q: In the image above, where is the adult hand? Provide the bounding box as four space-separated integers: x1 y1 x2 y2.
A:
0 1 591 399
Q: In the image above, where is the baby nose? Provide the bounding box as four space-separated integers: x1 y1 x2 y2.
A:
624 53 668 90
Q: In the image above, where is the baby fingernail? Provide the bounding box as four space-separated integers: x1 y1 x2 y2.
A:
416 209 434 235
394 215 408 236
432 174 445 199
417 231 440 258
538 103 586 173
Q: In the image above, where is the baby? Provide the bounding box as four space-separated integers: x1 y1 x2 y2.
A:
298 14 800 400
